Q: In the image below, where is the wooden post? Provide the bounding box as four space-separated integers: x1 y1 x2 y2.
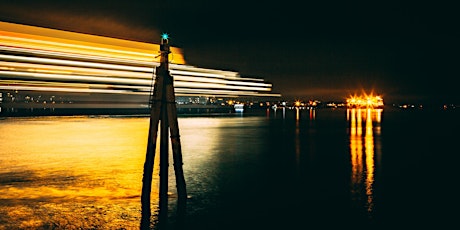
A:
140 34 187 229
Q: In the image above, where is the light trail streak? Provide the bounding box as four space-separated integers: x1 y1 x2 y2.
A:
0 85 145 95
172 74 271 87
171 69 236 80
1 68 272 92
0 79 151 91
0 45 157 67
0 61 272 90
0 34 155 62
0 21 281 101
169 64 241 79
0 61 153 79
0 81 276 97
175 88 278 97
0 71 152 85
0 21 187 64
0 54 153 72
174 81 271 91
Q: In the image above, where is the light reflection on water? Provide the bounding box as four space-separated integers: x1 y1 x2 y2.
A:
348 108 382 217
2 109 454 229
0 116 151 229
0 115 265 229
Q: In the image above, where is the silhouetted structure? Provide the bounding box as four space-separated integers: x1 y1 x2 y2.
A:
140 34 187 229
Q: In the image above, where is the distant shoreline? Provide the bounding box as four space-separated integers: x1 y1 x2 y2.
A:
0 106 267 118
1 104 456 118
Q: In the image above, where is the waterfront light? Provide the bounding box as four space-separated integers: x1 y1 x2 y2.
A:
347 93 384 108
295 100 301 107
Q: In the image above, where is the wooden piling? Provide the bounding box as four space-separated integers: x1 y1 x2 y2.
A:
140 35 187 229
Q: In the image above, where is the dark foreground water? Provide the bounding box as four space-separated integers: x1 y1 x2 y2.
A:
0 108 458 229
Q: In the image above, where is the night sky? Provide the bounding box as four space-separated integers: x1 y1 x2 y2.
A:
1 0 458 105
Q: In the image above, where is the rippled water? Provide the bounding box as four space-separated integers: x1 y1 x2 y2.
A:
0 116 149 229
0 108 458 229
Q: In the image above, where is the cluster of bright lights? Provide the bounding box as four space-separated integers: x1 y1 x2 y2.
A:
347 93 384 108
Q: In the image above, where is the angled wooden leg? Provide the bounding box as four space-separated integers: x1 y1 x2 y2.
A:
140 72 164 229
158 95 169 223
140 101 161 229
165 82 187 202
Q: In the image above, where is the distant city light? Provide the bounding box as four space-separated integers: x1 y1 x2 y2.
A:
161 33 169 40
347 93 384 108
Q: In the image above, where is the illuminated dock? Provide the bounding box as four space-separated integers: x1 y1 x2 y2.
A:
0 21 280 113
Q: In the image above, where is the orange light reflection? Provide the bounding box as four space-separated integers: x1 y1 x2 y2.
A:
349 108 382 215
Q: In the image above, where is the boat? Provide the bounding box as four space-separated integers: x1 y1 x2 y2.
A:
234 103 244 112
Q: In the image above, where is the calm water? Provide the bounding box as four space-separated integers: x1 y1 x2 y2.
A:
0 108 458 229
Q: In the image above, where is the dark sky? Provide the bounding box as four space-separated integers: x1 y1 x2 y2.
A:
1 0 458 104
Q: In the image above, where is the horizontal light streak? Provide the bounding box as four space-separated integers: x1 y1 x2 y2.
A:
1 61 273 91
0 33 153 57
2 70 271 92
1 45 266 85
0 82 279 97
0 85 145 95
1 21 280 99
0 49 262 85
0 55 268 86
170 69 266 82
170 64 240 79
0 20 186 65
0 54 153 72
175 88 278 97
0 21 167 53
171 69 236 80
0 79 151 91
0 61 153 79
1 71 152 85
174 81 271 91
0 45 157 67
173 75 271 87
176 89 255 95
0 61 271 90
0 34 154 63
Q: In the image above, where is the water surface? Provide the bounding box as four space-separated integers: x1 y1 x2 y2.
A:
0 108 458 229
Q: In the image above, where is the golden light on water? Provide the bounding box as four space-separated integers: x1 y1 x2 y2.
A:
350 109 363 197
349 108 382 215
0 116 240 229
309 109 315 120
365 109 375 213
0 117 153 228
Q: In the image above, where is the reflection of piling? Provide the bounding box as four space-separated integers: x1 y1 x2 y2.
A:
141 34 187 229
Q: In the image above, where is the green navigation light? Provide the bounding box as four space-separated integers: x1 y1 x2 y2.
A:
161 33 169 40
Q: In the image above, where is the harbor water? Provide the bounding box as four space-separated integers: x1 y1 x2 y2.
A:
0 108 458 229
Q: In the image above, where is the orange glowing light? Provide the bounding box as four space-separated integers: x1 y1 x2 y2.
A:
346 93 384 108
0 21 186 64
